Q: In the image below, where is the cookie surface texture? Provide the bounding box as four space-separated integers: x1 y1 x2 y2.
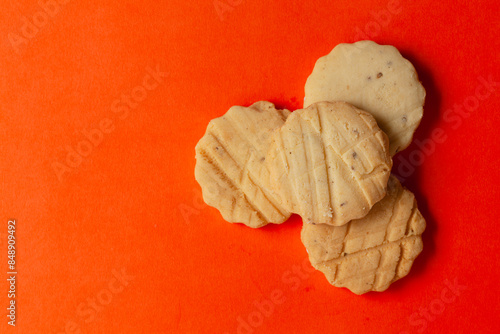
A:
301 176 426 294
195 101 292 228
304 40 426 156
266 101 392 226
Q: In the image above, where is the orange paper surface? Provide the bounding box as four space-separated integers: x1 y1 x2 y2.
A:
1 0 499 333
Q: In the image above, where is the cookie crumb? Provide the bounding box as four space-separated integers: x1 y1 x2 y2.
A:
325 207 333 218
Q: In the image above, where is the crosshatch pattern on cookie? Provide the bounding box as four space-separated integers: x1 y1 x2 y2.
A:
301 176 426 294
195 101 292 228
267 101 392 226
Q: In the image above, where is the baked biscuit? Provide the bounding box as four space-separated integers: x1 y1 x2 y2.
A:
304 40 426 156
195 101 292 228
301 176 426 294
266 101 392 226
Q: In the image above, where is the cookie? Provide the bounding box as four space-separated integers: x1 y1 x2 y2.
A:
266 101 392 226
195 101 292 228
304 40 426 156
301 176 426 294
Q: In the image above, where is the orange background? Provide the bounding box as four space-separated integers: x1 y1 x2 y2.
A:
1 0 499 333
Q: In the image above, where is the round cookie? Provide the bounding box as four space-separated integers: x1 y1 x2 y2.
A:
304 40 426 156
266 101 392 226
301 176 426 295
195 101 292 228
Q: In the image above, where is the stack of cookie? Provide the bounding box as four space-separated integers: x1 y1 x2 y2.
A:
195 40 426 295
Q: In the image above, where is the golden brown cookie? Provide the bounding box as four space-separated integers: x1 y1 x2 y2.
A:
266 101 392 226
304 40 426 156
195 101 292 228
301 176 426 294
